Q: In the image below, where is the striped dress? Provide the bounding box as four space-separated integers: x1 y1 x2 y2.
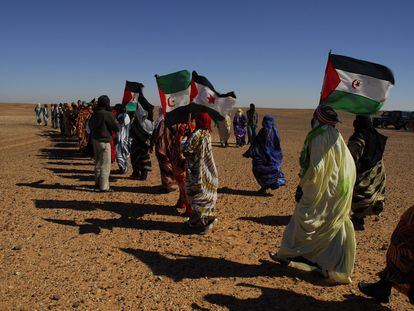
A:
184 129 218 222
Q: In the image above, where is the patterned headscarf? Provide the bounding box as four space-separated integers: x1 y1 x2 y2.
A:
195 112 212 131
313 105 339 125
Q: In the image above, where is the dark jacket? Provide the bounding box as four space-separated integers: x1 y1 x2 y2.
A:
88 107 119 143
247 109 258 127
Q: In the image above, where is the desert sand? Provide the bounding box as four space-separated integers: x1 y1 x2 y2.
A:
0 104 413 310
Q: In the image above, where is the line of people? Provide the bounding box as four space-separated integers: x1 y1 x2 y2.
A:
36 98 413 305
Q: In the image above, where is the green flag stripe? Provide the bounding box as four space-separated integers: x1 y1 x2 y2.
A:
125 101 137 112
322 90 383 115
156 70 191 94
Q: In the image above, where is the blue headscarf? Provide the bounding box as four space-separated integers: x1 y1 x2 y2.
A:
260 115 282 164
243 114 286 188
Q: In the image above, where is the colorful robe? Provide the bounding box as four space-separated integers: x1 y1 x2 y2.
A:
380 205 414 299
76 106 92 152
233 114 247 146
171 123 193 214
184 128 218 223
153 119 176 189
276 125 356 284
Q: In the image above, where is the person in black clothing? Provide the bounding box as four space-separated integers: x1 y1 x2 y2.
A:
88 95 119 191
348 115 387 230
246 103 258 144
130 103 153 180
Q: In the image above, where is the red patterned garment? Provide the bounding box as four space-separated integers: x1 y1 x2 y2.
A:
76 106 92 152
380 205 414 298
171 123 194 215
153 119 176 190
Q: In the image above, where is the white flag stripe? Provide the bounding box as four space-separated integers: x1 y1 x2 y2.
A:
336 69 393 102
165 86 191 113
193 82 236 117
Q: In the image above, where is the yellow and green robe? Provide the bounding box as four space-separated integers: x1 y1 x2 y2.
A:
277 125 356 284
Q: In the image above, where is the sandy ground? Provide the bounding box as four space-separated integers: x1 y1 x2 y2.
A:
0 104 413 310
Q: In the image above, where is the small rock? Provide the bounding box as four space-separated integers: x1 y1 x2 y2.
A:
350 289 356 295
156 276 163 282
50 294 60 301
72 302 80 308
12 245 22 251
381 243 388 251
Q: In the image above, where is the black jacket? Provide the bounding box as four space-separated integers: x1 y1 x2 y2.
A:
88 107 119 143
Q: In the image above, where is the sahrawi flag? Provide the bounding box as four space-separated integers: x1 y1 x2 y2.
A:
122 80 154 120
190 71 236 121
320 53 395 114
122 81 144 112
156 70 192 125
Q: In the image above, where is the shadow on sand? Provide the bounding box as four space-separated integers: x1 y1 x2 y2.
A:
46 167 92 174
16 180 95 192
36 199 193 235
17 179 167 195
202 283 392 311
218 187 273 197
211 143 240 149
238 215 291 227
46 161 92 166
120 248 350 286
35 199 176 217
38 147 87 160
44 217 193 236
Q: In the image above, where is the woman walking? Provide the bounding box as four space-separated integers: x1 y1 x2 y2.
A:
243 115 286 193
359 204 414 305
41 104 49 126
114 104 131 174
171 122 194 215
34 103 42 125
233 108 247 147
348 115 387 230
152 108 176 192
184 112 218 234
270 105 356 284
130 104 153 180
217 115 231 147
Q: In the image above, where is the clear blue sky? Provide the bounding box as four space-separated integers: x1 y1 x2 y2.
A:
1 0 413 109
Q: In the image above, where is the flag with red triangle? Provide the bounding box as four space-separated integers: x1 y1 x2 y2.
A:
320 53 395 114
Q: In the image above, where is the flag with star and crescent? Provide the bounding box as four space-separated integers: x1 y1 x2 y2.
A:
122 80 154 120
156 70 192 126
156 70 236 126
320 53 395 114
189 71 236 121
